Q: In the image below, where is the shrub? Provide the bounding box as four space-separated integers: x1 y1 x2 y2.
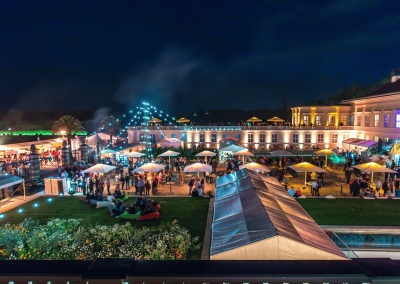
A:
0 218 200 260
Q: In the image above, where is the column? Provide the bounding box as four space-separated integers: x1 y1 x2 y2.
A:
291 108 294 126
298 107 302 125
311 107 316 126
336 107 340 127
61 146 70 167
29 147 40 183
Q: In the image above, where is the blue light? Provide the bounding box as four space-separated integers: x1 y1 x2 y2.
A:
48 198 52 202
18 209 23 213
0 214 4 218
59 193 63 197
34 203 39 207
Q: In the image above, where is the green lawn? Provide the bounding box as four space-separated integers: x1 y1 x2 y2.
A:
298 199 400 226
1 196 210 259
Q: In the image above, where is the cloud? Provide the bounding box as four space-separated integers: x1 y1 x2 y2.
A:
114 46 201 112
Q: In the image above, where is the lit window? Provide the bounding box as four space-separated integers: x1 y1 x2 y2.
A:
305 133 311 143
248 133 254 143
374 114 379 127
223 134 228 138
182 134 187 142
384 137 389 142
303 116 309 125
341 116 347 126
315 116 321 126
211 134 217 142
235 134 241 140
199 133 205 142
292 133 299 143
171 134 176 138
365 115 370 126
357 115 361 126
271 133 277 143
396 113 400 128
366 135 370 140
328 115 335 126
331 133 338 143
317 133 324 143
161 134 165 140
260 133 266 143
374 136 379 141
347 116 353 126
385 114 390 127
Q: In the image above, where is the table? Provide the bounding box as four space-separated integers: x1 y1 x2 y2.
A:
165 182 175 194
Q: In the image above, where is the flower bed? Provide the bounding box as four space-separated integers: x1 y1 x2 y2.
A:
0 218 201 260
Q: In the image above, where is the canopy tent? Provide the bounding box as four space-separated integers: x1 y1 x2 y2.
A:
176 117 190 124
87 134 107 147
267 117 285 122
7 149 30 155
314 149 335 168
246 117 262 126
86 133 117 142
132 163 165 173
148 118 162 123
369 155 391 165
211 169 347 260
100 149 117 154
195 150 216 157
352 162 397 183
239 162 270 172
183 163 212 176
1 138 67 150
270 150 292 156
81 164 116 174
219 145 246 152
0 145 11 151
125 152 145 158
342 138 378 152
288 162 326 186
0 175 26 200
157 138 182 148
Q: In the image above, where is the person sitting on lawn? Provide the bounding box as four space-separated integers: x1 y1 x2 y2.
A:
295 187 302 198
86 191 96 199
112 201 126 217
134 196 143 207
128 203 137 214
97 192 103 201
141 203 157 216
364 188 375 198
151 199 159 207
107 193 115 202
116 199 122 210
288 186 296 197
113 188 122 199
139 197 148 211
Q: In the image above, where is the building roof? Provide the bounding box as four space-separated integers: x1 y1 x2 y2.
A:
211 169 346 258
362 78 400 98
0 175 25 190
342 138 378 148
2 138 66 150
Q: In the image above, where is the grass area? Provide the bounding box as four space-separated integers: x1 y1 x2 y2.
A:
1 196 210 259
298 199 400 226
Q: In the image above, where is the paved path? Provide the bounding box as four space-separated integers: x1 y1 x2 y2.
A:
0 191 45 214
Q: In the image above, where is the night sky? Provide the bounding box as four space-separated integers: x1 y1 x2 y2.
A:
1 0 400 114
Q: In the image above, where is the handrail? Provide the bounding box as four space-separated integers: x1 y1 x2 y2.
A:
331 231 358 259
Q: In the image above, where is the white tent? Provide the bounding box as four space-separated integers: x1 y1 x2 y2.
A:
87 133 117 142
158 150 181 164
270 150 293 156
183 163 212 176
211 169 347 260
239 162 270 172
132 163 165 173
195 150 217 157
0 145 11 151
8 149 30 155
219 145 246 152
81 164 116 174
87 133 107 147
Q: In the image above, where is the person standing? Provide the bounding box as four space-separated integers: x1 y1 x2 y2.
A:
138 177 144 196
318 172 324 188
376 179 381 194
106 178 111 195
125 174 130 189
188 178 194 195
145 179 151 195
178 171 185 187
152 178 158 195
311 180 318 196
81 177 87 195
120 174 125 190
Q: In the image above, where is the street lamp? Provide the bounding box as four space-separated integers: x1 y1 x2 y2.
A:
60 130 66 139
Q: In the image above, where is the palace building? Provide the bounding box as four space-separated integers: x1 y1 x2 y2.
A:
128 76 400 161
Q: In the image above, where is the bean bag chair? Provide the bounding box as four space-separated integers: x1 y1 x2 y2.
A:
138 212 160 221
120 211 141 220
80 197 90 203
156 204 161 212
96 201 114 208
116 192 130 202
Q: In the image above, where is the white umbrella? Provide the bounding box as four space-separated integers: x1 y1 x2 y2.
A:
132 163 166 173
0 145 11 151
195 150 216 157
183 163 212 177
234 150 254 165
288 162 326 186
125 152 145 158
81 164 116 174
158 150 181 164
352 162 397 183
239 162 270 172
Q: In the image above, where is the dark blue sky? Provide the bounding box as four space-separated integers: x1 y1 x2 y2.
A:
1 0 400 114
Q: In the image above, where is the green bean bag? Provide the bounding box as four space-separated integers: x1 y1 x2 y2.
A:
116 192 130 202
120 211 141 220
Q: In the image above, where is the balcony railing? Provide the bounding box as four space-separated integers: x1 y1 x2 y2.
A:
129 125 354 131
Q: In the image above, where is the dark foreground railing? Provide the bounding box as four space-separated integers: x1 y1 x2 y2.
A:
1 258 400 284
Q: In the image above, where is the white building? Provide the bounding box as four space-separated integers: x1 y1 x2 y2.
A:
128 76 400 159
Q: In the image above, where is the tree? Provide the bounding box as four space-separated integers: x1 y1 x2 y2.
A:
98 116 122 146
52 115 85 162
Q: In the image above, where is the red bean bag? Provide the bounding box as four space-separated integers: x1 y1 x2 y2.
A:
138 212 160 221
156 204 161 212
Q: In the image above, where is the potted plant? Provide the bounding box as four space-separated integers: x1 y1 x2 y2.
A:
68 190 76 197
206 190 213 198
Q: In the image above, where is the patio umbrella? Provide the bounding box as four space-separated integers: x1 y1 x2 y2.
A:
288 162 326 186
100 149 117 154
148 118 162 125
369 155 391 165
125 151 145 158
195 150 216 163
81 164 116 174
183 163 212 177
176 117 191 125
239 162 270 172
352 162 397 183
219 145 246 152
267 117 285 122
132 163 165 173
234 150 254 164
314 149 335 168
246 117 262 126
158 150 181 164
